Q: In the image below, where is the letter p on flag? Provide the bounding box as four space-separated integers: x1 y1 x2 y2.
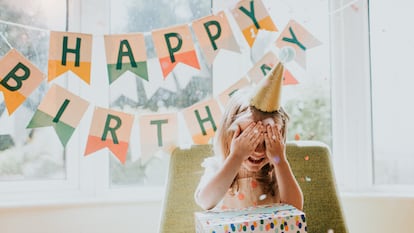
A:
0 49 45 115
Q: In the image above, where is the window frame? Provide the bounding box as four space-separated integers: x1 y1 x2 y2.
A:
2 0 413 208
330 0 414 195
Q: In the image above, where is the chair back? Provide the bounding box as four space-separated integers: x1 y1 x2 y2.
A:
159 141 348 233
159 145 213 233
286 141 348 233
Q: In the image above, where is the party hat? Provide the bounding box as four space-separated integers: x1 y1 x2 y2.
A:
250 62 284 112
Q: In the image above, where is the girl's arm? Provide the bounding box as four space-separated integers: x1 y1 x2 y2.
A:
265 124 303 210
195 122 264 210
194 152 244 210
273 159 303 210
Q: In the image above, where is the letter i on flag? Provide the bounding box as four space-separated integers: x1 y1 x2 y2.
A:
27 84 89 146
139 113 178 163
48 31 93 84
84 107 134 164
0 49 45 115
276 20 322 69
192 11 240 66
104 33 148 84
182 98 222 144
152 24 200 78
232 0 278 47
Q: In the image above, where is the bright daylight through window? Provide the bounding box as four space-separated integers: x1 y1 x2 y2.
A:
109 0 332 188
0 0 67 181
0 0 333 196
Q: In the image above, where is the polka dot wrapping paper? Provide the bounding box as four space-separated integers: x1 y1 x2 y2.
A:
194 204 307 233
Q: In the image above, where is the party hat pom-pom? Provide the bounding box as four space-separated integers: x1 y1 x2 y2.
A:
278 46 296 64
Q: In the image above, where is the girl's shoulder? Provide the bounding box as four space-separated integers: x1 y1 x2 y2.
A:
201 154 222 171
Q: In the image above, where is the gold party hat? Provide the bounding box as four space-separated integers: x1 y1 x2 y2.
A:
250 62 284 112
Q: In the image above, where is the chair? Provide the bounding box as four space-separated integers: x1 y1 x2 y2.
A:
158 141 348 233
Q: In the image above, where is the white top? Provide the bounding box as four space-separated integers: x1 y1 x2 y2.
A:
195 155 280 210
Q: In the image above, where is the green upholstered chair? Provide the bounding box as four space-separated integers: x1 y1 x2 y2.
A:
158 141 348 233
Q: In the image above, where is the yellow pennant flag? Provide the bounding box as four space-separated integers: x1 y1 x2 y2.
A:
0 49 45 115
48 31 93 84
231 0 278 47
182 98 222 144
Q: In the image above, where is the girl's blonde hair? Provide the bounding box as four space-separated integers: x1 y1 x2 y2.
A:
214 87 289 196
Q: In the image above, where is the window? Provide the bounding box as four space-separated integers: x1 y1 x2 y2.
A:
108 0 213 186
108 0 332 188
0 0 335 205
369 1 414 186
0 0 67 181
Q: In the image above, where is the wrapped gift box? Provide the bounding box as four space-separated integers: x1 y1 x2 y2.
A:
194 204 307 233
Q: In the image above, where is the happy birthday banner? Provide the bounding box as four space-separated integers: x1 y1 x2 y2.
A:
0 0 321 164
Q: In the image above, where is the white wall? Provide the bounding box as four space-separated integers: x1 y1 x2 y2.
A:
0 196 413 233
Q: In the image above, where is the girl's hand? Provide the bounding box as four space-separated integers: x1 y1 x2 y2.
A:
229 122 264 162
264 124 286 165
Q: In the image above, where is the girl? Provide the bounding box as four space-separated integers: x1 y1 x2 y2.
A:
194 63 303 211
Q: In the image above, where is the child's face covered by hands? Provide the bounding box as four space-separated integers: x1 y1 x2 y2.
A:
230 116 285 172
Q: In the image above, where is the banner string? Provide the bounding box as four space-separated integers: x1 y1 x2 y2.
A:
0 0 362 37
0 19 49 32
0 32 13 49
329 0 362 16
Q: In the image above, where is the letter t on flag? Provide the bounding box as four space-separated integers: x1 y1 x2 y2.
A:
0 49 45 115
84 107 134 164
139 113 178 163
48 31 93 84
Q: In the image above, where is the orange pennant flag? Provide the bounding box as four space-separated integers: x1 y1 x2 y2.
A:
192 11 240 65
152 24 200 78
84 107 134 164
48 31 93 84
247 51 299 85
0 49 45 115
283 69 298 85
182 98 222 144
231 0 278 47
248 51 279 83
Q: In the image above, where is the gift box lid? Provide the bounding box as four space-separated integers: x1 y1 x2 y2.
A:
195 204 306 226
